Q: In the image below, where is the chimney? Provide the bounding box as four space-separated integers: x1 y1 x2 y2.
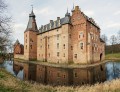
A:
50 20 53 23
57 17 60 20
75 6 80 11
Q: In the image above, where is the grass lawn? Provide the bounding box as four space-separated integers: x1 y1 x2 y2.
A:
105 53 120 60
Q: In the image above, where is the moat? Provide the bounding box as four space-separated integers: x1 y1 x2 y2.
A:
0 60 120 86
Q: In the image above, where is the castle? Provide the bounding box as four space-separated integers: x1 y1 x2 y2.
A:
14 6 105 64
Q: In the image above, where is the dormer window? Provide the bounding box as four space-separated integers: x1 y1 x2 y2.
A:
54 21 56 28
58 20 60 26
50 20 53 29
49 24 51 29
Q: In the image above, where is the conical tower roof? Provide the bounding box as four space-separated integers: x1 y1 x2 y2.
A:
25 8 38 32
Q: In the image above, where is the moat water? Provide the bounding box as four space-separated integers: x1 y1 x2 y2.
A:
0 60 120 85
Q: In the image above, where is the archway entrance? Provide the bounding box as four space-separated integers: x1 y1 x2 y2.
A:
100 53 103 61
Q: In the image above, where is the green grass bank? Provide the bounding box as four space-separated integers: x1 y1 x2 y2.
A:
105 53 120 61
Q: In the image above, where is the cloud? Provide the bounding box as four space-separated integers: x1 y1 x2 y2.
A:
106 23 120 28
84 10 95 17
12 23 25 44
13 24 26 32
35 7 54 16
114 11 120 15
6 0 120 44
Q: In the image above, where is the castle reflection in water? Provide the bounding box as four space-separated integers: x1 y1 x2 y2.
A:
13 61 106 86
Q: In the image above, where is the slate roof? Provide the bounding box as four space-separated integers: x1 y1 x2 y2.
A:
39 12 71 34
14 39 20 45
25 10 38 32
38 8 100 34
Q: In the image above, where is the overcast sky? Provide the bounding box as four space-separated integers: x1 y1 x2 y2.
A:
6 0 120 44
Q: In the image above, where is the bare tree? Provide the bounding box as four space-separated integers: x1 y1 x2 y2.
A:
110 35 117 45
0 0 12 55
101 34 108 45
110 35 117 53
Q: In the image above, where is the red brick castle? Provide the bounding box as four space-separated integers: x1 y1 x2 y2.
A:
14 6 105 64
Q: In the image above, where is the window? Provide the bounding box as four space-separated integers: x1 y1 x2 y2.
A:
90 34 93 39
74 73 77 77
49 53 50 57
71 46 73 50
57 52 59 57
90 24 93 29
49 71 51 74
26 34 27 37
57 73 60 77
79 32 84 38
73 19 74 22
57 35 59 40
26 45 27 49
26 39 27 43
78 16 80 20
30 45 32 49
30 38 33 42
57 60 59 63
63 44 65 49
48 37 50 42
69 34 71 38
48 45 49 49
100 65 103 71
96 35 98 41
80 43 83 49
63 75 66 78
57 43 59 49
74 54 77 59
24 73 26 78
63 53 65 57
57 29 59 32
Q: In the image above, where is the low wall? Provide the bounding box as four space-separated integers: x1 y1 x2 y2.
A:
14 54 25 60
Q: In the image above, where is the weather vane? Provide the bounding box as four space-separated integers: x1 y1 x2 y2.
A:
31 5 33 10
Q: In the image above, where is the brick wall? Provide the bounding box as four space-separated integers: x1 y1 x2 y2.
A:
37 24 72 64
24 31 37 60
